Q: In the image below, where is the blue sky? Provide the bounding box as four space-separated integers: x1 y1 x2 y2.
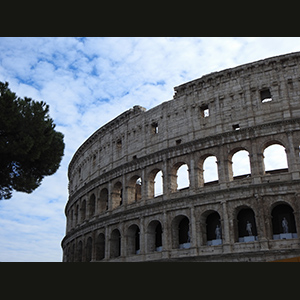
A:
0 37 300 261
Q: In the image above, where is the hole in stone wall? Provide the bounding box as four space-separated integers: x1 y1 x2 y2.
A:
264 144 288 173
232 150 251 178
232 124 240 131
151 122 159 134
110 229 121 258
116 139 122 149
203 156 219 184
135 177 142 202
200 105 209 118
99 188 108 212
260 88 272 103
154 170 163 197
177 164 190 190
271 204 297 237
112 181 123 208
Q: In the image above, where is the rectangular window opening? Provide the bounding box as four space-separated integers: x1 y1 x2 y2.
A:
200 105 209 118
260 88 273 103
117 139 122 149
232 124 240 131
151 122 159 134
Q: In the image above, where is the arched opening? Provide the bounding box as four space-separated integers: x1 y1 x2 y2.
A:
147 220 163 252
172 215 190 249
232 149 251 179
99 188 108 213
80 200 86 222
95 233 105 261
263 143 288 174
179 217 190 248
135 178 142 201
85 237 93 262
236 208 258 242
127 176 142 205
271 203 297 239
127 224 140 255
112 181 123 209
203 156 219 184
206 211 222 246
154 170 163 197
110 229 121 258
177 164 190 190
89 194 95 217
148 169 163 198
154 222 162 251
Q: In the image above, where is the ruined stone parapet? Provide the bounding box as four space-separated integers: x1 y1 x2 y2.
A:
62 52 300 262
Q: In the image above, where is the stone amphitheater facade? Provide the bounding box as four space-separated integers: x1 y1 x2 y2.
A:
62 52 300 262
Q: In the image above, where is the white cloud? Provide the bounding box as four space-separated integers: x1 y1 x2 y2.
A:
0 37 299 261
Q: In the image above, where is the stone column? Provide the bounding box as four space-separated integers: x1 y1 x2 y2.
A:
188 156 197 190
107 181 112 211
91 230 96 262
121 174 126 207
126 185 135 205
141 168 147 204
262 200 273 240
162 211 171 259
190 206 197 249
139 217 145 255
120 222 125 258
286 131 300 179
249 137 265 183
218 147 232 187
293 210 300 238
162 159 169 196
146 177 155 199
105 226 110 260
293 193 300 237
254 194 269 250
169 174 178 193
221 200 232 253
197 165 204 187
94 188 99 215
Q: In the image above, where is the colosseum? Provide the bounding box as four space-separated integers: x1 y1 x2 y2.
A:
62 51 300 262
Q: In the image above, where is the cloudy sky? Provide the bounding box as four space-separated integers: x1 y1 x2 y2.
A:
0 37 299 261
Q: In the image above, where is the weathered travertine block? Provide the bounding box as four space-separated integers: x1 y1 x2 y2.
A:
62 52 300 262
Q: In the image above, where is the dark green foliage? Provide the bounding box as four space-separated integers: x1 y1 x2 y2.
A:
0 81 65 200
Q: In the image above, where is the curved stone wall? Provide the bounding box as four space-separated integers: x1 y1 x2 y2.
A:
62 52 300 262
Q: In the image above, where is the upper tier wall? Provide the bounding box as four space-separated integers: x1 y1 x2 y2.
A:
68 51 300 194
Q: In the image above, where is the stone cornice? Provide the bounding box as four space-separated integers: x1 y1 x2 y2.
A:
174 51 300 97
